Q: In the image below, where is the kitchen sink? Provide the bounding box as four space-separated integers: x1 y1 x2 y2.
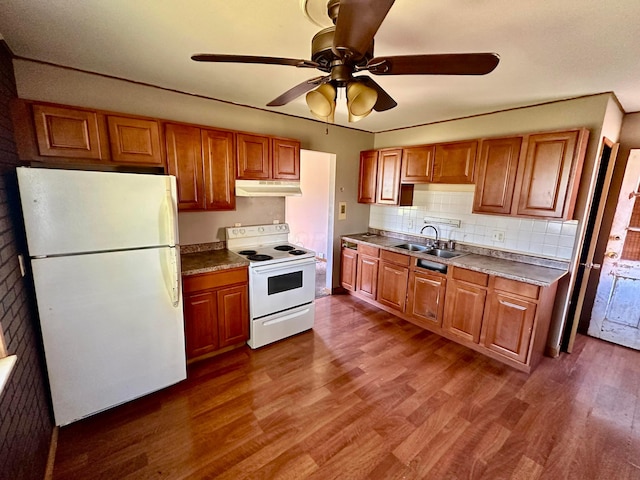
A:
424 248 465 259
394 243 429 252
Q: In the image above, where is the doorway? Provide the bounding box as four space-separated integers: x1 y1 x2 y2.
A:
586 149 640 349
285 149 336 299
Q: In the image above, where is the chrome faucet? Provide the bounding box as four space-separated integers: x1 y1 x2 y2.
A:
420 225 439 245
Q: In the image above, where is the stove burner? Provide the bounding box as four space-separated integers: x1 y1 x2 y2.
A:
274 245 295 251
238 250 257 256
289 250 307 256
248 254 273 262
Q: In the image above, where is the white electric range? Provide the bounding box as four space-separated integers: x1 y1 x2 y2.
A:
226 223 316 348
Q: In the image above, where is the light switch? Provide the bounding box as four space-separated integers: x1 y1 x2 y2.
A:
338 202 347 220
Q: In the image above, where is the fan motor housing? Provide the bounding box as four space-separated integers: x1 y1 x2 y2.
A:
311 26 373 72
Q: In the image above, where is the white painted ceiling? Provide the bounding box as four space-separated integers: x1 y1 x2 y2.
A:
1 0 639 133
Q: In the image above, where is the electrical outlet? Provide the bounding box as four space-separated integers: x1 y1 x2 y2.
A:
492 230 505 242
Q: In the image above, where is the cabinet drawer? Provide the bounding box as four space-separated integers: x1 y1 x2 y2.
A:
358 244 380 257
380 249 410 266
452 267 488 287
183 267 248 293
493 277 540 300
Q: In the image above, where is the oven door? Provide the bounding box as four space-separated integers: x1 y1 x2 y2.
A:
249 257 315 319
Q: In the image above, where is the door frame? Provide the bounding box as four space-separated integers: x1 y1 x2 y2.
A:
562 137 619 352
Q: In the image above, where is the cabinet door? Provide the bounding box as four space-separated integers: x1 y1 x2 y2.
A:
358 150 378 203
473 137 522 214
184 290 218 359
107 116 163 166
165 123 205 210
481 292 536 363
376 148 403 204
340 248 358 292
202 129 236 210
433 141 478 184
401 145 434 183
443 279 486 343
514 130 582 219
236 133 270 179
407 270 446 327
217 284 249 348
32 104 105 160
356 255 379 299
272 138 300 180
377 262 409 312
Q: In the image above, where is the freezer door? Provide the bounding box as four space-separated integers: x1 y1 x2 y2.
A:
17 168 178 256
32 247 185 426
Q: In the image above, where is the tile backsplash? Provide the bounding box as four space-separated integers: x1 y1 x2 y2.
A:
369 186 578 260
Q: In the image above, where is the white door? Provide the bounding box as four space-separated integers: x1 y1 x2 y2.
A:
32 247 185 426
17 168 178 255
588 150 640 349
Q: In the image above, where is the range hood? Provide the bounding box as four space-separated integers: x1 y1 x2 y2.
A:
235 179 302 197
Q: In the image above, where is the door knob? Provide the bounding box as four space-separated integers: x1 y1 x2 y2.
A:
610 235 621 241
605 251 618 259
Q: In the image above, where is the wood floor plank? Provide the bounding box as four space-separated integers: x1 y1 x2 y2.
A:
51 294 640 480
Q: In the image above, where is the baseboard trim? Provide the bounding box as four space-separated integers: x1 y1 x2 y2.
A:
44 426 59 480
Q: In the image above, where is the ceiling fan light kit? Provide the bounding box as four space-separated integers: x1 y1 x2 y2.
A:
192 0 500 124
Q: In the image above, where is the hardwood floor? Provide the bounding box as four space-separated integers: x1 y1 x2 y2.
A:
53 294 640 479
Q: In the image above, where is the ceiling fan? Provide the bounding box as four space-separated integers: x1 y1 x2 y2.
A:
192 0 499 122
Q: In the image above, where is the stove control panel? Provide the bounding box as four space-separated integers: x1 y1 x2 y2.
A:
226 223 290 239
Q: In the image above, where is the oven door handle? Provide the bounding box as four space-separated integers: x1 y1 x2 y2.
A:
251 258 315 274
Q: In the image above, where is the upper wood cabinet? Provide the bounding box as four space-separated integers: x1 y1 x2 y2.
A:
272 138 300 180
165 123 235 211
432 140 478 184
473 136 523 215
236 133 300 180
236 133 270 179
473 129 589 220
358 150 378 204
376 148 404 204
401 145 434 183
358 149 413 205
514 129 588 219
30 103 106 160
106 115 163 166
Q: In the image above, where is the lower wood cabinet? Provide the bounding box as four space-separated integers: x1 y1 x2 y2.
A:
182 267 249 362
340 241 559 373
443 268 488 343
406 269 446 328
377 250 410 312
340 248 358 292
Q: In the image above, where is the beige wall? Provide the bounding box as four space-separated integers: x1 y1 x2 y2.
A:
13 59 375 287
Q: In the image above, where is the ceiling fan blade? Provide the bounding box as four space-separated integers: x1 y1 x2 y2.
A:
353 76 397 111
191 54 319 69
366 53 500 75
333 0 395 60
267 76 330 107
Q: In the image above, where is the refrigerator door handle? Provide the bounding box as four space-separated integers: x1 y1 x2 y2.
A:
165 178 179 247
170 247 180 308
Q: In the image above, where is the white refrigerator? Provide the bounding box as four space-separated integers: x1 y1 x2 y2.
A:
17 167 186 426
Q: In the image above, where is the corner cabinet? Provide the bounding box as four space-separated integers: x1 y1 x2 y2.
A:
473 129 589 220
358 149 413 206
236 133 300 180
165 123 235 211
182 267 249 362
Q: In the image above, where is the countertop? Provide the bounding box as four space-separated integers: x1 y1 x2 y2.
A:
181 249 249 276
342 233 568 287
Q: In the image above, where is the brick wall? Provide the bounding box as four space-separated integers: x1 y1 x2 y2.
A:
0 41 53 480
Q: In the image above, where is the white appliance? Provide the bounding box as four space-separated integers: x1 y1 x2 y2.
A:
226 223 315 348
17 167 186 426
